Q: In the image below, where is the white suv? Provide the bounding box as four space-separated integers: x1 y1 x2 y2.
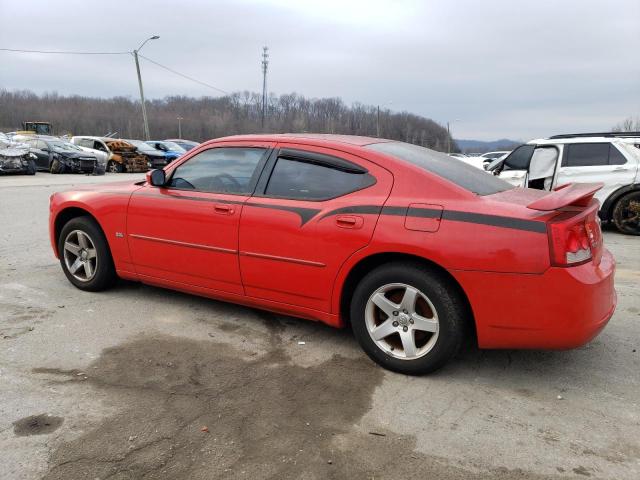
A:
489 133 640 235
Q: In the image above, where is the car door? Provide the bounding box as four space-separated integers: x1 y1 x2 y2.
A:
126 143 273 294
555 142 638 204
30 139 51 170
494 144 534 187
238 144 393 313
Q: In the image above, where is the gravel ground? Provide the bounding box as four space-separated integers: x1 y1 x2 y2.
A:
0 173 638 479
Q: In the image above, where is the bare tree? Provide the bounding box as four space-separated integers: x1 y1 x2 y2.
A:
0 88 457 151
612 116 640 132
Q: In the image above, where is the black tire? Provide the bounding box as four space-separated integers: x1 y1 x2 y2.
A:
50 159 63 174
350 262 467 375
612 191 640 235
26 159 36 175
57 216 116 291
94 165 106 176
107 161 123 173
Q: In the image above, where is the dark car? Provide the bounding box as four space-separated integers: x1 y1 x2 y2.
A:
164 138 199 151
22 137 99 174
126 139 169 169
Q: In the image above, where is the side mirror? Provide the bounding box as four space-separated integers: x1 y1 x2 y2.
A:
147 169 166 187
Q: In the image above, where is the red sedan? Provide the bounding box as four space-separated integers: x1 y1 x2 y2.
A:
49 134 616 374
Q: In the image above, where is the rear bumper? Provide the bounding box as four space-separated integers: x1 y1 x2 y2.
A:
452 249 616 349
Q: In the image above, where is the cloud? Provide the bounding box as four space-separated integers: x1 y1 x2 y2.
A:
0 0 638 140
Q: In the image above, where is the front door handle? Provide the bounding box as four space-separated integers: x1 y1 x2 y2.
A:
214 204 234 215
336 215 363 229
612 166 627 172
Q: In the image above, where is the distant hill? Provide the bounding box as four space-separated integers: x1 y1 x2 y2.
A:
455 138 521 154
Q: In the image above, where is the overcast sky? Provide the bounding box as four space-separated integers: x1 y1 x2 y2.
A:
1 0 639 140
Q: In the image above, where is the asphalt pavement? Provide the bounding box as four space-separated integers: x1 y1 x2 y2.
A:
0 173 638 479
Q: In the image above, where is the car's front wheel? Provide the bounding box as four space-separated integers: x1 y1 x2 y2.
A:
107 161 123 173
351 262 467 375
58 216 116 291
612 191 640 235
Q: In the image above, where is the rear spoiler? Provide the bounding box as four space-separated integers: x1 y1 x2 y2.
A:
527 183 603 211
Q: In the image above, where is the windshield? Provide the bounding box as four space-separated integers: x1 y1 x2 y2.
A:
127 140 155 152
49 141 76 151
162 141 186 152
366 141 513 196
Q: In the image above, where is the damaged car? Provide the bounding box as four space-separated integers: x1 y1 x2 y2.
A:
489 133 640 235
70 136 148 173
125 139 170 169
17 136 99 174
0 134 37 175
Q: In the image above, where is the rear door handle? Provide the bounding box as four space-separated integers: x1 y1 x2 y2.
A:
336 215 363 229
214 204 234 215
612 167 627 172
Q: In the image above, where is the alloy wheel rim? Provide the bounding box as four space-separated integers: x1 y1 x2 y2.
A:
365 283 439 360
63 230 98 282
108 162 119 173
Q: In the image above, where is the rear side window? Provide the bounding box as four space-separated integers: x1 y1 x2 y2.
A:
169 147 266 194
265 158 375 200
608 145 627 165
366 141 512 195
562 143 626 167
503 145 534 170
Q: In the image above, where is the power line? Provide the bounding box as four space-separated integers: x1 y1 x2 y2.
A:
0 47 129 55
138 53 229 95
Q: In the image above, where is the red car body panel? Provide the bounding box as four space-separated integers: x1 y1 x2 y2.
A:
49 134 617 348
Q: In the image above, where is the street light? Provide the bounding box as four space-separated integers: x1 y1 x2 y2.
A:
177 116 184 139
133 35 159 140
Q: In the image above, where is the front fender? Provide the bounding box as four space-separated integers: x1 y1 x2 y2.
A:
49 190 135 274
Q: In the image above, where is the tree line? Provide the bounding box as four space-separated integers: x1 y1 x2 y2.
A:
0 89 457 151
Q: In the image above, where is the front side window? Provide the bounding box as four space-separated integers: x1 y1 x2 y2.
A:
503 145 534 170
265 158 375 200
168 147 265 194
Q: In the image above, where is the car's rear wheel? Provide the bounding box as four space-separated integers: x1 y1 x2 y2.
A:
58 216 116 291
612 191 640 235
351 263 466 375
107 161 123 173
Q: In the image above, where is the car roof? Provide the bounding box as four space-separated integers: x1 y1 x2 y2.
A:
529 136 625 145
210 133 392 147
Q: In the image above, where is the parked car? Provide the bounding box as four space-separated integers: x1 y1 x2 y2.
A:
145 140 186 162
71 136 148 173
66 143 107 174
0 133 37 175
488 133 640 235
49 134 615 375
164 138 200 151
16 136 99 174
125 139 170 169
460 151 511 170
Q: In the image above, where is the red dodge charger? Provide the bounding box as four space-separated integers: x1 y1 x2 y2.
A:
49 134 616 374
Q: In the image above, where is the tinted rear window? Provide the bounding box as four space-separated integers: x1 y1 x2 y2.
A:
366 142 513 195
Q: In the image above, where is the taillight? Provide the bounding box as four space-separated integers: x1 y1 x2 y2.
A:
548 211 600 267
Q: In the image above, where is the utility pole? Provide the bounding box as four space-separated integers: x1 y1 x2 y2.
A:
376 105 380 138
177 116 183 138
133 35 159 141
447 121 451 154
261 46 269 129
